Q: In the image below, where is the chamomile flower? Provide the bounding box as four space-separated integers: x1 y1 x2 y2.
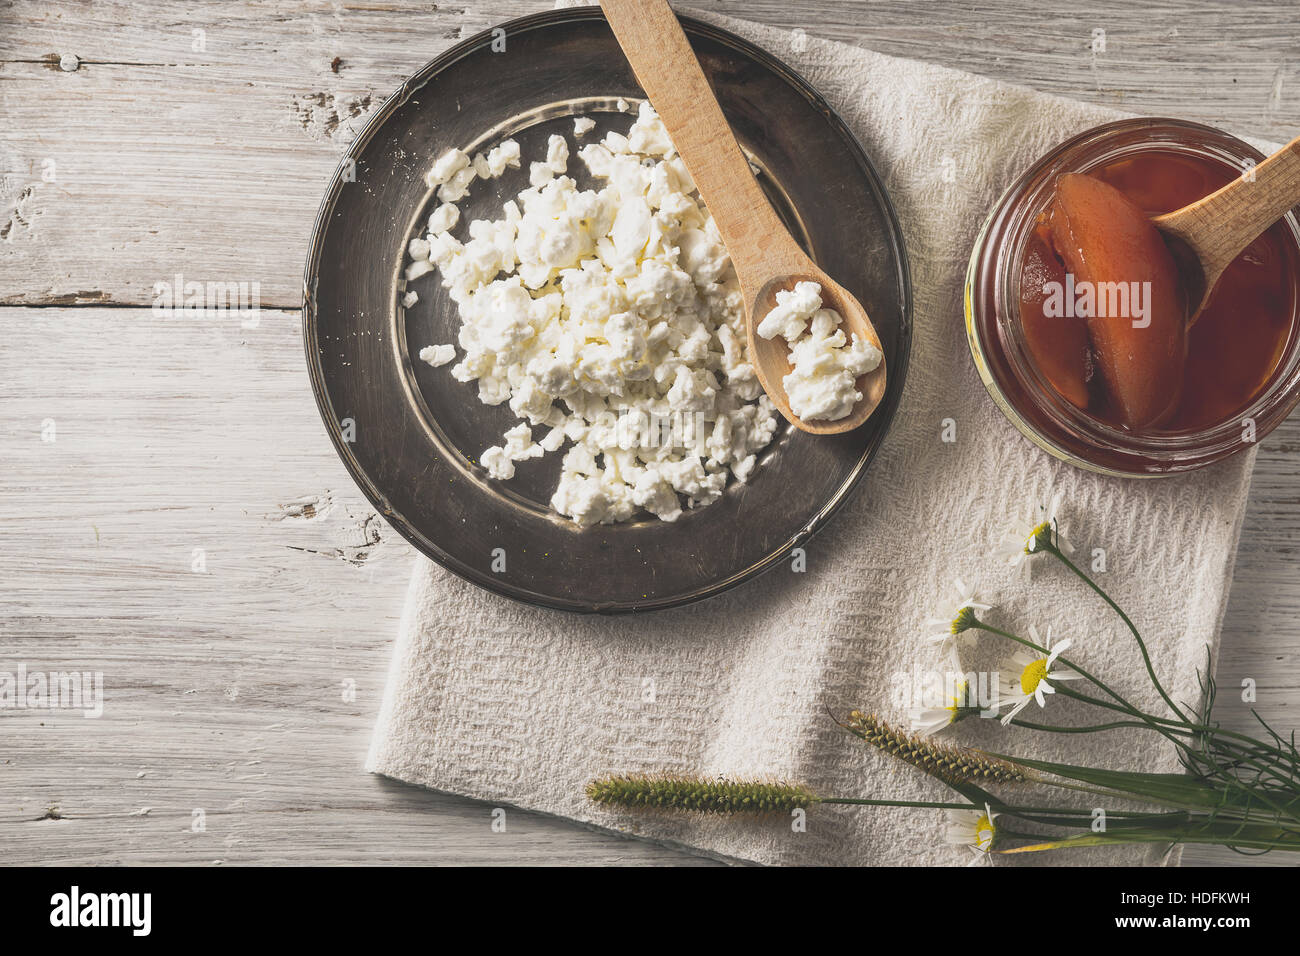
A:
944 803 998 864
997 625 1081 725
908 673 979 736
924 578 993 646
994 494 1075 569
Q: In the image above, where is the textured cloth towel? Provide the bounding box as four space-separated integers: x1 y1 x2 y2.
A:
367 5 1260 865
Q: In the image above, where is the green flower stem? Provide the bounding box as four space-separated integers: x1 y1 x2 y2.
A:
1154 722 1300 822
976 631 1284 808
1028 687 1298 788
992 731 1288 819
974 622 1137 712
975 621 1192 755
1068 706 1291 757
1016 708 1300 794
1180 721 1295 766
1179 735 1299 797
1015 774 1287 823
1044 542 1190 723
976 621 1300 825
820 798 975 810
1053 683 1176 721
826 797 1171 823
1010 717 1163 734
996 825 1057 845
995 802 1196 831
997 771 1199 815
1000 818 1300 854
1197 763 1300 826
975 620 1283 806
990 749 1300 827
999 567 1297 774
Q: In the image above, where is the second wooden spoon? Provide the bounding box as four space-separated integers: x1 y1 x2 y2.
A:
1154 135 1300 326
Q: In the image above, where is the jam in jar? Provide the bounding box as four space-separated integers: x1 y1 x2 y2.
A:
967 119 1300 475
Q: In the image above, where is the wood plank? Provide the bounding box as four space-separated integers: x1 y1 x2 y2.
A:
1187 419 1300 865
0 305 721 865
0 0 1296 306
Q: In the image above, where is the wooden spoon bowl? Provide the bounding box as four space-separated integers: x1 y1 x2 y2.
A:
748 272 887 434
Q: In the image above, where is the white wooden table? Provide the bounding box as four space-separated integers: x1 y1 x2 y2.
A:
3 0 1297 866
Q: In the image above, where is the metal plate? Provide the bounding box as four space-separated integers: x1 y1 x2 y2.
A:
303 8 912 613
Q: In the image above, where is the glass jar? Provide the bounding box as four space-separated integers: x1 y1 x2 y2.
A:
965 118 1300 476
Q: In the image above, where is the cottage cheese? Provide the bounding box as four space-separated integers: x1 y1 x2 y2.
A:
756 281 882 422
419 343 456 368
406 105 780 526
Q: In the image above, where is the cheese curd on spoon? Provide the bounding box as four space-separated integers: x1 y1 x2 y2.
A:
406 104 780 527
756 281 883 422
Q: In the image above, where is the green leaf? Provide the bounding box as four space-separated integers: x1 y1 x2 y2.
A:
982 752 1248 812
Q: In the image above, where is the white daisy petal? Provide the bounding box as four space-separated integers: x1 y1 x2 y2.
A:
997 623 1080 724
944 804 998 861
1000 696 1032 725
1046 637 1073 666
998 496 1073 566
924 578 995 646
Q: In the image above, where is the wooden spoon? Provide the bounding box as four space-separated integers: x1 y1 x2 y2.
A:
1153 135 1300 326
599 0 886 435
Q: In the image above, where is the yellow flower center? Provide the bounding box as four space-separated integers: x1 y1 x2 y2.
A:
974 813 995 851
946 681 967 710
1020 658 1049 695
1028 520 1051 552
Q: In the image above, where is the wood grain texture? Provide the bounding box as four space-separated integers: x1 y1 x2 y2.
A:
2 0 1296 307
0 306 718 865
1 0 1297 866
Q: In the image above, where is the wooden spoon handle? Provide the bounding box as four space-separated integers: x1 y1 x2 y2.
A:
599 0 799 290
1154 136 1300 280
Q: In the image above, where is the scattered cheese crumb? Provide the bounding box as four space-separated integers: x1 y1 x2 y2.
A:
424 148 468 188
420 344 456 367
427 203 459 234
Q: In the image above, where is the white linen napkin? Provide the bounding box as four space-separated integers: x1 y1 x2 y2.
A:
367 5 1261 865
